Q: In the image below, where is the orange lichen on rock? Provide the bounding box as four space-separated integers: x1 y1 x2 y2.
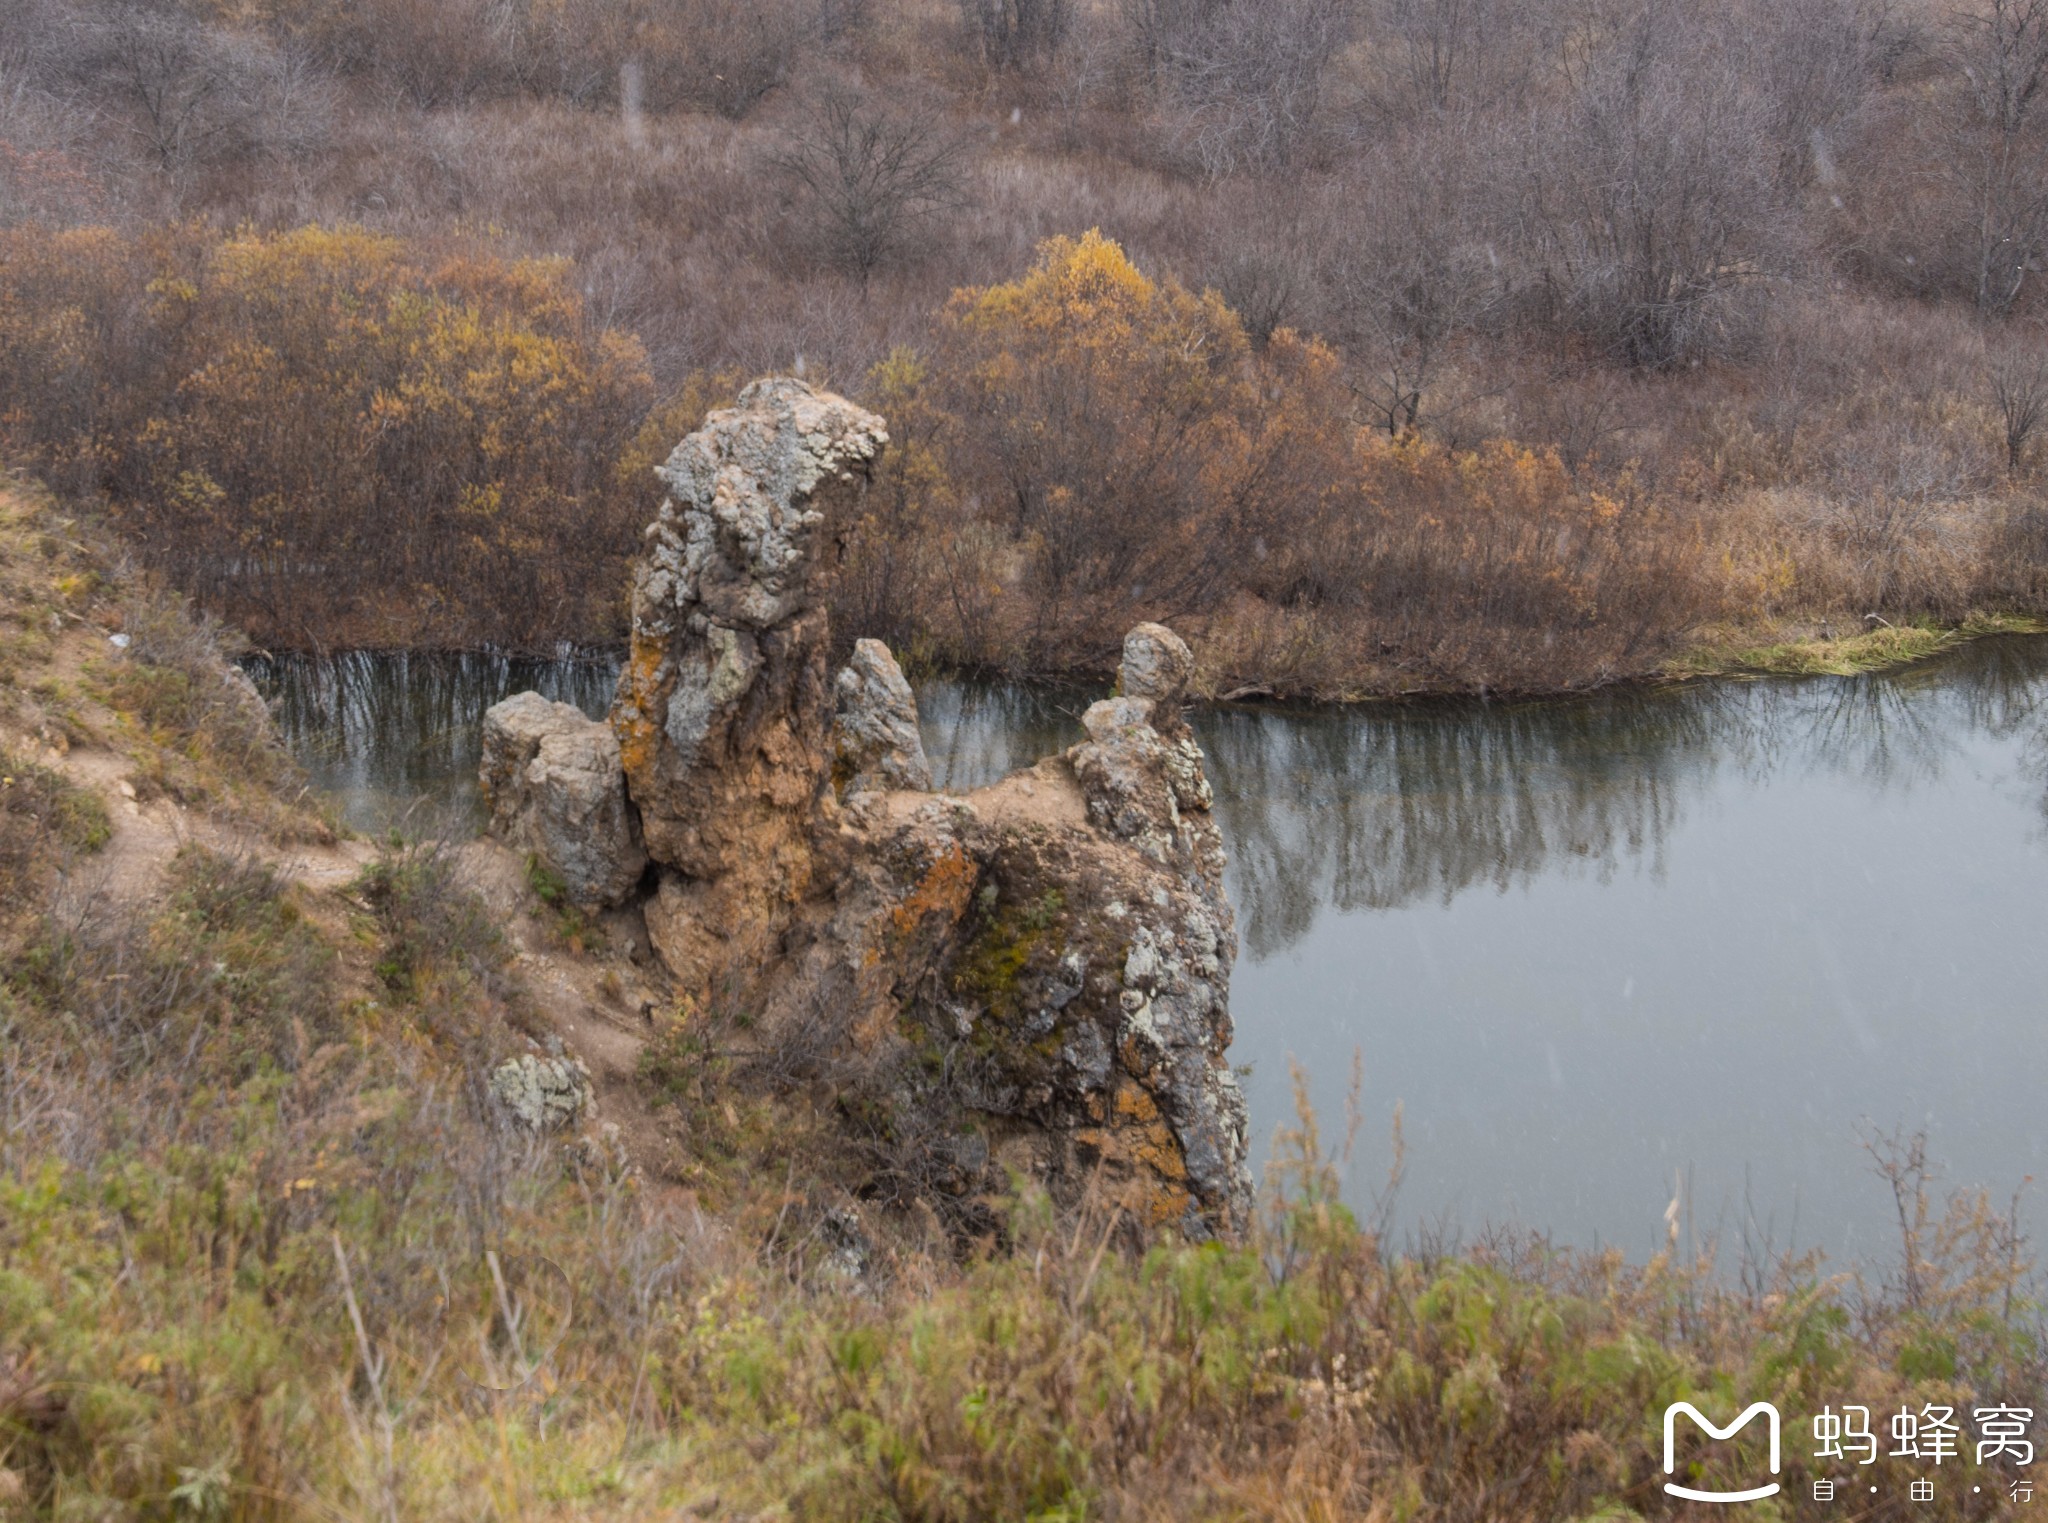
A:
878 840 977 962
611 633 668 788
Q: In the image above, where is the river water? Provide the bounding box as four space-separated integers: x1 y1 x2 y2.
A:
246 640 2048 1264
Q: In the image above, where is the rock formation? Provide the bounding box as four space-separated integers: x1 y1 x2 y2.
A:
833 637 932 795
791 618 1250 1237
478 691 645 908
484 378 1251 1236
609 377 888 989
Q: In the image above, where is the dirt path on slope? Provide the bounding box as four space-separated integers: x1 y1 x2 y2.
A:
24 719 692 1189
13 734 375 908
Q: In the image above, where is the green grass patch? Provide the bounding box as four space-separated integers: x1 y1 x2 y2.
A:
1668 612 2048 679
525 850 603 953
0 750 110 855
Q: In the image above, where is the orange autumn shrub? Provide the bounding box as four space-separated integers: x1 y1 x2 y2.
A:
0 224 176 495
829 347 969 667
0 222 652 646
840 231 1717 691
874 229 1354 669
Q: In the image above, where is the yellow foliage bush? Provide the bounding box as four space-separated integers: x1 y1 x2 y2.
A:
840 230 1713 691
870 229 1354 668
0 222 652 646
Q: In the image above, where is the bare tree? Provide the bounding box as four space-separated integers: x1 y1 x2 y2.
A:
339 0 507 110
1938 0 2048 313
1746 0 1885 191
1388 0 1478 111
1345 241 1501 433
1372 0 1532 117
85 7 267 171
1950 0 2048 130
0 0 71 83
1518 8 1780 367
768 89 970 286
1124 0 1353 173
956 0 1072 72
1988 327 2048 473
624 0 824 118
1210 244 1306 349
258 35 337 162
1327 129 1510 431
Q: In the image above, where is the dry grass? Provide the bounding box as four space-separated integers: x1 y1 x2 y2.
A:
3 894 2041 1522
1670 612 2048 678
0 405 2040 1523
3 0 2048 697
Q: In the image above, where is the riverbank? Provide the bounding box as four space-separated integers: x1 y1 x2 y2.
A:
234 605 2048 716
1183 608 2048 703
5 484 2043 1520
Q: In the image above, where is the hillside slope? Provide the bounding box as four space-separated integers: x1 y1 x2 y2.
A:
0 484 2039 1521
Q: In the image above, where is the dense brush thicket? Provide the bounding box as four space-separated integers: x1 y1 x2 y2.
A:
3 0 2048 687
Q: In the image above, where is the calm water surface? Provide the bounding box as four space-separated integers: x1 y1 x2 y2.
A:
248 640 2048 1263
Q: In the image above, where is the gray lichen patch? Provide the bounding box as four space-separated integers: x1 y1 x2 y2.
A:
490 1052 594 1132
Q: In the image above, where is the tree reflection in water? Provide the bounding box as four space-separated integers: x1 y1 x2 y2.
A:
1201 636 2048 957
245 648 621 831
908 639 2048 961
251 638 2048 927
251 630 2048 929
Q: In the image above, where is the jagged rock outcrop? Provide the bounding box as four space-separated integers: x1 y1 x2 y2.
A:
834 637 932 795
609 378 888 989
484 379 1250 1236
478 691 646 908
787 622 1250 1237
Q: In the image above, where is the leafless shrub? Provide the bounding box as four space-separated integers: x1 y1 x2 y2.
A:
290 0 509 108
1327 143 1508 432
1381 0 1486 113
257 35 338 160
0 110 103 226
1988 325 2048 474
1986 496 2048 599
1509 364 1633 472
1926 0 2048 312
80 6 274 171
956 0 1073 73
1214 257 1300 350
1517 10 1782 367
1792 407 1986 612
1861 1124 2037 1350
0 0 77 84
767 88 970 285
1747 0 1886 190
1126 0 1353 174
1203 226 1313 349
1948 0 2048 133
633 0 822 119
1035 16 1121 145
1366 0 1535 118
